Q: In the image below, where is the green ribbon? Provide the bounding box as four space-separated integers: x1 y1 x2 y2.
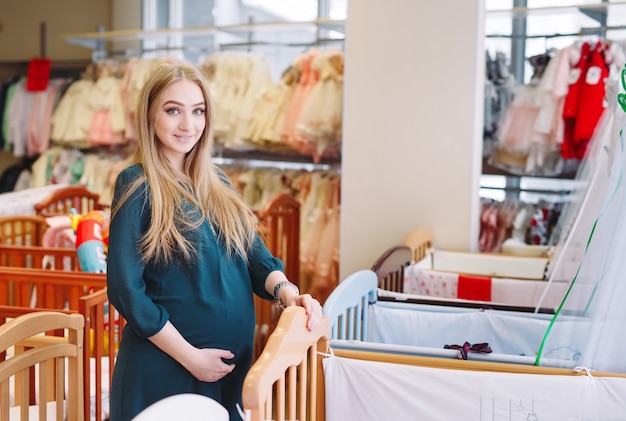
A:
618 64 626 113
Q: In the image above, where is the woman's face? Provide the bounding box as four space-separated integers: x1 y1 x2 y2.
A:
154 79 206 171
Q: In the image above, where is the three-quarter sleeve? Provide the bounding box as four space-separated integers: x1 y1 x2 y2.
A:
247 234 284 301
106 166 170 338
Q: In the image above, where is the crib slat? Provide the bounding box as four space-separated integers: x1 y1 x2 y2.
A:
287 365 296 420
19 366 29 419
277 372 285 420
1 381 9 420
55 358 65 421
95 303 105 420
298 359 306 421
339 311 347 340
358 296 369 341
355 301 362 340
308 345 318 421
39 360 48 421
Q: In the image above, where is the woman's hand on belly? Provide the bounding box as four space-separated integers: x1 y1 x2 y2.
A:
183 347 236 382
148 320 236 382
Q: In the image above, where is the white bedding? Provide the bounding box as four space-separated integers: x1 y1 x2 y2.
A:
324 356 626 420
404 263 571 309
368 302 589 363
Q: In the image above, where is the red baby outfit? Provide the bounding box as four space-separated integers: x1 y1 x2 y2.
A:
561 41 608 160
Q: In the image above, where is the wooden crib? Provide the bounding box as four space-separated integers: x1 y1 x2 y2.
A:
242 306 330 421
322 268 578 366
243 307 626 420
0 283 120 421
0 310 85 421
0 244 118 421
373 226 565 311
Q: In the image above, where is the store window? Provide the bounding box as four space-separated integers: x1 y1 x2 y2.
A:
141 0 346 77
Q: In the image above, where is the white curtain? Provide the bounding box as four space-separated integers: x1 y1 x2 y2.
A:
536 64 626 373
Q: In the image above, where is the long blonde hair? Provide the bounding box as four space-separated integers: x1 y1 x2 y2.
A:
114 62 257 264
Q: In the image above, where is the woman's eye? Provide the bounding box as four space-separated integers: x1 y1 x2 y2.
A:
193 108 206 116
166 108 180 115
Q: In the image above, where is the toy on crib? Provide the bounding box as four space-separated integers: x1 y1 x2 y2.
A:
70 209 118 354
70 208 110 274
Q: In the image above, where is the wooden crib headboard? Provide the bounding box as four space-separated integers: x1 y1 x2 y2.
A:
34 185 104 217
371 245 412 293
402 226 433 263
0 215 48 247
322 269 377 342
242 307 331 421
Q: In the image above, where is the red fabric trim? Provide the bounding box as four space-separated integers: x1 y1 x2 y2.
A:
457 275 492 301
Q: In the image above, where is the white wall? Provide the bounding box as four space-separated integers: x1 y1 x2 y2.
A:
339 0 486 279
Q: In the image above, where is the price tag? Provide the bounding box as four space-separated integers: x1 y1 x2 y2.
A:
26 57 51 92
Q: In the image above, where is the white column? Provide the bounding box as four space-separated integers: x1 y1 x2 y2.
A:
339 0 486 279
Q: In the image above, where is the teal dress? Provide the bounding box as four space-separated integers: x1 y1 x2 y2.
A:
106 165 281 421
